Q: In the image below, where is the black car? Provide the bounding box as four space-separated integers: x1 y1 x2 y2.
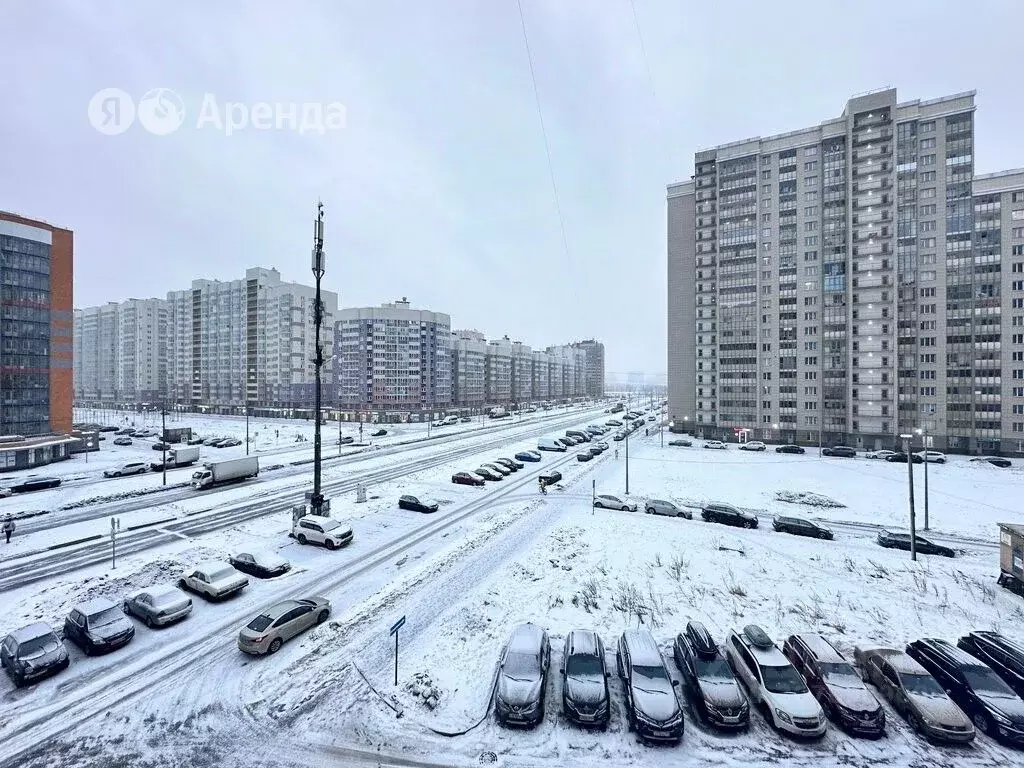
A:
668 438 693 447
496 457 524 471
577 451 593 462
775 444 805 455
371 428 388 437
907 637 1024 747
8 475 61 493
228 550 292 578
772 516 833 540
673 621 749 731
539 470 562 486
876 531 955 557
618 629 684 742
515 450 542 463
398 494 439 513
822 445 856 458
152 442 171 451
958 631 1024 701
561 630 611 729
495 623 550 728
1 623 70 687
886 452 924 464
63 598 135 655
701 502 758 529
970 456 1012 468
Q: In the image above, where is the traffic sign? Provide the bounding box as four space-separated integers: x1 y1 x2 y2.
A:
390 615 406 636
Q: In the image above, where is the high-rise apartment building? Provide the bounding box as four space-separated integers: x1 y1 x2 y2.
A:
167 267 337 409
1 211 73 435
334 298 450 412
531 349 551 400
570 339 606 397
485 337 513 405
451 329 486 409
73 303 120 403
669 88 1024 453
510 340 533 404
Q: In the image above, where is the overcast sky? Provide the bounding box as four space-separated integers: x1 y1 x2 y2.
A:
2 0 1022 378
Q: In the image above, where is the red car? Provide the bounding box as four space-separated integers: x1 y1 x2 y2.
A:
451 471 485 487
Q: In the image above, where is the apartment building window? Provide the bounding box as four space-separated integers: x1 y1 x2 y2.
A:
920 238 936 248
920 171 936 182
804 206 818 217
920 121 935 133
804 341 818 351
804 296 817 306
762 170 771 180
1015 387 1024 397
804 266 819 277
761 184 771 196
762 155 772 166
804 311 817 320
804 146 818 156
1015 405 1024 415
805 221 818 232
804 371 817 380
1015 370 1024 380
1013 228 1024 239
1014 281 1024 291
762 227 772 239
919 204 936 216
762 198 772 209
1015 352 1024 362
921 271 936 281
762 213 772 223
919 220 936 232
1013 248 1024 257
804 190 819 202
804 161 818 172
920 370 936 380
920 154 936 166
1015 316 1024 327
920 287 936 297
1015 423 1024 433
920 188 936 200
804 236 818 246
920 337 936 346
1014 192 1024 203
1014 334 1024 344
1013 209 1024 220
919 138 936 149
804 251 818 261
804 176 818 188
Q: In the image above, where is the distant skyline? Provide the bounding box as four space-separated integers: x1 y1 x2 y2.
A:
3 0 1023 377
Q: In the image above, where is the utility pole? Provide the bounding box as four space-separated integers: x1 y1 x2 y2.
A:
918 427 929 531
625 419 630 495
245 404 250 456
338 410 342 457
310 202 327 515
110 517 121 568
900 433 917 561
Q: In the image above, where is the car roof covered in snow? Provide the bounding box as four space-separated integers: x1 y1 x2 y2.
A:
9 622 57 643
75 596 118 616
507 623 546 654
792 633 846 664
129 584 184 601
869 647 928 674
193 559 233 574
566 629 601 657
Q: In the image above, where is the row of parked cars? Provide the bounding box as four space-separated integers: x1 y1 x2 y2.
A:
0 547 335 687
494 621 1024 748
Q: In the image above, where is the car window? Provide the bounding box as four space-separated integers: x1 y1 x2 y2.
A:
503 651 540 680
761 664 808 694
17 633 60 660
247 614 273 632
87 606 124 627
695 655 733 681
631 662 669 682
900 672 945 696
566 652 603 678
208 567 236 581
963 665 1017 696
273 608 302 627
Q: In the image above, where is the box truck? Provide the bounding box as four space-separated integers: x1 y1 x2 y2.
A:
191 456 259 490
152 445 201 471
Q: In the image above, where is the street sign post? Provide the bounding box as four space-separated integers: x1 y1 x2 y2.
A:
390 615 406 686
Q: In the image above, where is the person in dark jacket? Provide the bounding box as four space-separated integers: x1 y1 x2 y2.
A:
3 515 15 544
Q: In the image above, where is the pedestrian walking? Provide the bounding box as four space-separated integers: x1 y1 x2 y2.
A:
539 477 547 495
3 515 15 544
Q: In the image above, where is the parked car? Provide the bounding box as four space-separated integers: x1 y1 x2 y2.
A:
372 428 388 436
783 633 884 737
178 561 250 601
483 462 512 477
1 623 70 687
63 598 135 655
561 629 611 729
855 646 975 744
220 438 243 448
588 445 604 456
593 494 637 512
772 516 833 540
112 437 133 447
495 623 550 728
726 625 826 738
398 494 439 513
605 419 623 427
8 475 62 493
202 436 224 446
475 466 503 481
822 445 857 458
739 441 767 452
122 585 193 628
886 452 924 464
103 462 149 478
957 631 1024 700
907 637 1024 746
612 432 626 442
594 441 609 451
452 471 485 486
673 620 749 731
292 514 354 548
516 450 542 462
496 457 524 471
914 450 947 464
866 449 897 460
969 456 1012 468
704 440 727 450
702 502 758 529
229 550 292 578
0 487 11 498
668 438 693 447
617 629 684 742
645 499 690 519
538 470 562 486
237 596 332 656
186 436 204 445
150 441 170 451
538 437 567 452
577 451 594 463
876 531 955 557
338 436 354 445
775 444 805 455
114 427 134 436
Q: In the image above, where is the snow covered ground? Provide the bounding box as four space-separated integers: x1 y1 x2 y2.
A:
1 428 1022 768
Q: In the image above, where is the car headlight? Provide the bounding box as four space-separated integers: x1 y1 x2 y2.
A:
775 709 793 724
991 710 1013 727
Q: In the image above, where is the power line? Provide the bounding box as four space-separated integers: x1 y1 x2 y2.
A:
516 0 573 277
628 0 676 172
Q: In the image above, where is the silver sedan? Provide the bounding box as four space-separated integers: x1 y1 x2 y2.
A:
237 596 332 655
644 499 692 519
123 585 193 628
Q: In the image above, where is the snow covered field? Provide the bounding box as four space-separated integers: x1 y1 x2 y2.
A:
1 428 1022 768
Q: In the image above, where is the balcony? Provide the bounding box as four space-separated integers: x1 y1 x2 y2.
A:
853 161 889 178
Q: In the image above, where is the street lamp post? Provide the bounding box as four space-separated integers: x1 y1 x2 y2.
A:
900 433 917 561
310 202 327 516
161 406 168 486
245 404 250 456
624 418 630 495
916 427 929 531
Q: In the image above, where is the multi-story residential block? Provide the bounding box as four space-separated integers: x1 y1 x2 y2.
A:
167 267 337 409
485 337 513 405
117 298 168 403
73 302 119 403
547 345 577 400
510 340 533 404
1 211 73 436
334 298 450 412
451 329 486 409
570 339 606 396
669 88 1024 453
531 349 551 400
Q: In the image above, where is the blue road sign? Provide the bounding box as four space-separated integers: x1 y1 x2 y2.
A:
390 616 406 636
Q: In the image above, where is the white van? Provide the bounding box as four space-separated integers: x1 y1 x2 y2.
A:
538 437 567 452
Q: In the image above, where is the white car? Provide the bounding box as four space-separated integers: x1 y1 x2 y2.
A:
914 450 946 464
593 493 637 512
739 441 766 452
865 449 897 460
703 440 727 450
0 488 11 498
726 625 827 738
178 561 249 601
292 514 353 549
103 462 149 477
